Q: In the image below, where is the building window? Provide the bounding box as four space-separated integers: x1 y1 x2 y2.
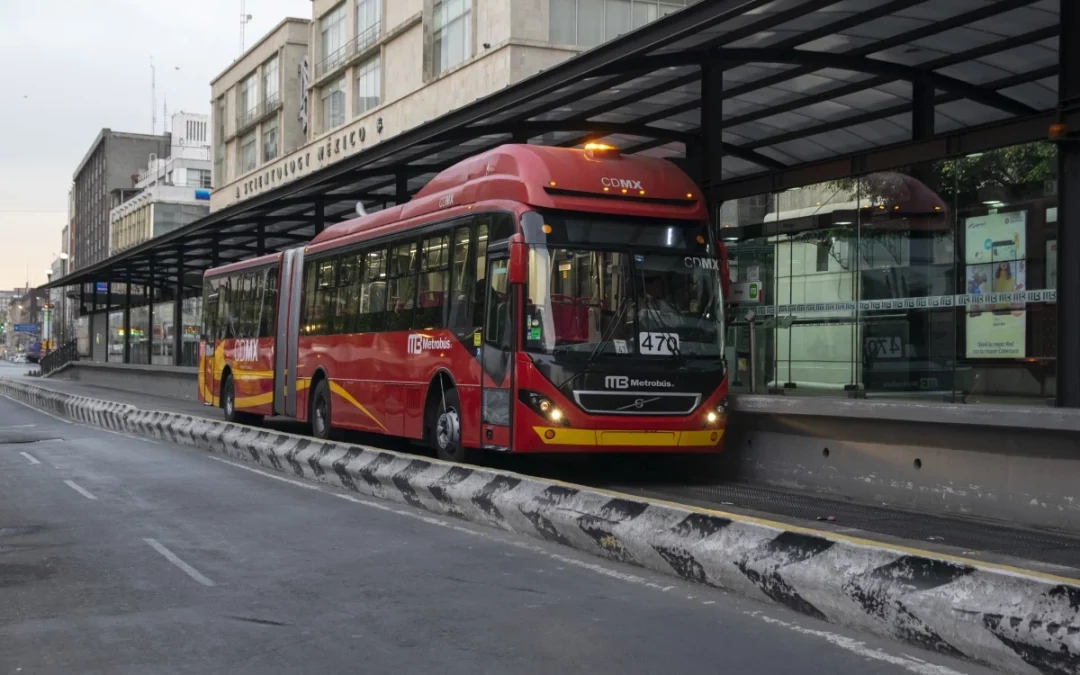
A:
357 0 381 50
432 0 471 76
319 3 348 76
550 0 687 47
354 57 381 116
263 54 280 107
186 169 211 189
239 74 257 120
263 117 279 162
214 97 225 186
321 77 346 132
238 131 257 174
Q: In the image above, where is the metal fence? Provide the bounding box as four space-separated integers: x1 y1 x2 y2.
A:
40 339 78 377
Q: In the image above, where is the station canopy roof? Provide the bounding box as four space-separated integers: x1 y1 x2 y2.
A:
57 0 1063 292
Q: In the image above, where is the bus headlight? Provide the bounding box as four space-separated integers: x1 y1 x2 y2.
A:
706 411 718 423
519 389 569 426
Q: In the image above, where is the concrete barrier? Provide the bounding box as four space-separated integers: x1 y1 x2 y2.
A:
2 378 1077 675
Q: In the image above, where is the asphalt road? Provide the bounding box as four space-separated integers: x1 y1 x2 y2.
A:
0 385 996 675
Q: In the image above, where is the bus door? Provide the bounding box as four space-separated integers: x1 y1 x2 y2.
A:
479 254 514 450
275 247 305 417
201 281 221 406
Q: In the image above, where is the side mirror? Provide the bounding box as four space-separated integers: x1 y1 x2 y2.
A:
508 234 527 286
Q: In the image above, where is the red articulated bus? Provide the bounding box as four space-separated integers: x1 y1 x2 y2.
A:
199 143 728 462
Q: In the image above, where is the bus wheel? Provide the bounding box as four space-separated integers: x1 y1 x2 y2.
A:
429 386 479 464
223 374 260 426
310 378 334 440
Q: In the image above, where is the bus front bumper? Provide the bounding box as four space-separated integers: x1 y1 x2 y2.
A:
515 426 724 454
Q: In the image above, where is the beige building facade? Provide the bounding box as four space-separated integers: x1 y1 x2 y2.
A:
211 18 312 198
210 0 693 211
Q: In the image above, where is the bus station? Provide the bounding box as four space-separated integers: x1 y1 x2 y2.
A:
40 0 1080 532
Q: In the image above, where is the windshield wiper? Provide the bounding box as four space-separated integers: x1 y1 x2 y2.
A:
558 291 632 389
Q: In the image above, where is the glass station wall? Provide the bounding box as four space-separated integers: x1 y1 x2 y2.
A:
722 141 1058 404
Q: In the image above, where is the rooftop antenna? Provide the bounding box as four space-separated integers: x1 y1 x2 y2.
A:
240 0 253 56
151 56 157 135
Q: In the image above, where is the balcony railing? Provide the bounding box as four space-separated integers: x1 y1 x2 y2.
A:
234 92 282 135
314 26 380 79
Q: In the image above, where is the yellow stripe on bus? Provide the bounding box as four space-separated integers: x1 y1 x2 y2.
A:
329 380 388 433
533 427 723 447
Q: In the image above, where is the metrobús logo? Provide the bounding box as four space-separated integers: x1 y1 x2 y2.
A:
604 376 674 389
600 177 643 190
407 334 452 355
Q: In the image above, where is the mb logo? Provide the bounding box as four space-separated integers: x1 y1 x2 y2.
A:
407 334 424 355
605 375 629 389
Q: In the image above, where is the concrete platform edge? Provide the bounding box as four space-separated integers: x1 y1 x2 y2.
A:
1 378 1076 675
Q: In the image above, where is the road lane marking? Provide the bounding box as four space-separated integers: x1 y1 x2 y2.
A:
19 451 41 465
1 424 37 429
744 612 968 675
143 538 216 587
63 479 98 500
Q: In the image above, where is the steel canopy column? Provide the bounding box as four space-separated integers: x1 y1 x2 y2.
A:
173 255 184 366
314 199 325 235
147 256 155 365
396 173 409 205
700 54 725 222
123 272 132 364
1057 0 1080 407
256 221 266 257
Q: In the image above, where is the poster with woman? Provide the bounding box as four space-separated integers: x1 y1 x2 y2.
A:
964 211 1026 358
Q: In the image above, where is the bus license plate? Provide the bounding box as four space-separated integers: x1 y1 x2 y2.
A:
639 332 679 355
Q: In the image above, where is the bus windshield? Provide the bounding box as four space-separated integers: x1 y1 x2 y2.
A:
524 246 724 358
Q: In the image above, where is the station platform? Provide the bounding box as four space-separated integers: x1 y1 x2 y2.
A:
4 368 1078 580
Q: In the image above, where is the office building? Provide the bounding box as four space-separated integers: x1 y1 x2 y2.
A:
71 129 171 270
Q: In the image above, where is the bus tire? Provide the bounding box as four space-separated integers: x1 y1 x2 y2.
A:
428 385 479 464
222 374 260 425
309 377 334 440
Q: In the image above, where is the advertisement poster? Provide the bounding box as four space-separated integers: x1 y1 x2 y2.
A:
964 211 1026 358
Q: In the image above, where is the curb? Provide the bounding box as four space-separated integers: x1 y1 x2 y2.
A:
2 378 1077 675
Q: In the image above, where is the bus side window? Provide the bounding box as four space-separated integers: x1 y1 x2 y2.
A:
417 232 450 330
485 259 512 350
300 260 316 336
357 248 387 332
260 267 278 338
386 241 418 331
448 225 472 340
313 258 336 335
337 254 360 335
222 275 237 340
473 222 489 337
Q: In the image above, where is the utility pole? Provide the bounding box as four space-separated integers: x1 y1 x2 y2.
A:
151 57 157 135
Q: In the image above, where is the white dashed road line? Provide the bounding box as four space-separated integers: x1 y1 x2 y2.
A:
19 451 41 465
63 479 98 500
143 538 216 587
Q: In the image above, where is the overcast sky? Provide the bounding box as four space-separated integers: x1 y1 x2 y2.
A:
0 0 311 290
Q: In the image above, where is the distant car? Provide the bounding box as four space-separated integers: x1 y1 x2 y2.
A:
12 354 28 364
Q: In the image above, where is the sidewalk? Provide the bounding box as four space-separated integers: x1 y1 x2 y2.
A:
6 370 1079 580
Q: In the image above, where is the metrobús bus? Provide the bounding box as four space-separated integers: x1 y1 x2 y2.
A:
199 143 728 462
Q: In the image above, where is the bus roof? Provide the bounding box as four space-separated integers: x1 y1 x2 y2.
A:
204 251 282 277
310 144 705 246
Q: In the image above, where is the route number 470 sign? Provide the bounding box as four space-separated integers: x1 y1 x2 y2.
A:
639 332 680 355
864 336 903 359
